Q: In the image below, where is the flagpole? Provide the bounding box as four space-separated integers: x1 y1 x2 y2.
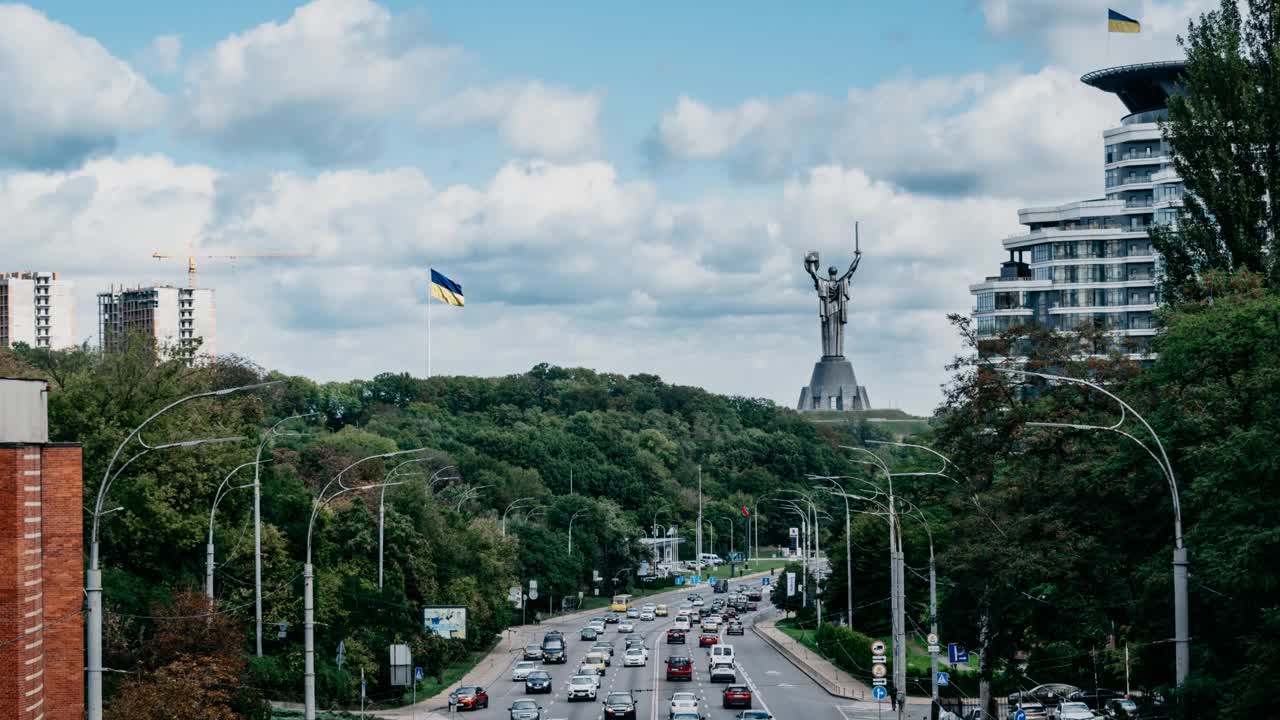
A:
427 265 433 379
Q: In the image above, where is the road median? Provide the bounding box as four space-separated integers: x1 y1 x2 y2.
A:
752 616 870 700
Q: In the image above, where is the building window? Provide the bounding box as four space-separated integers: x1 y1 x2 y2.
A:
1034 266 1053 281
1032 244 1051 263
976 292 995 312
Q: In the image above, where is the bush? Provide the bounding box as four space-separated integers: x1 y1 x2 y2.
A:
815 623 875 679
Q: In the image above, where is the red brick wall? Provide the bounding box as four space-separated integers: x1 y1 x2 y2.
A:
0 444 84 720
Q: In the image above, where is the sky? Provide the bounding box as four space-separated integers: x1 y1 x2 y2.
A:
1 0 1214 415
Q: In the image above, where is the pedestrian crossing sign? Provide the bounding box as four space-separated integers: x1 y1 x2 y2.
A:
937 671 950 686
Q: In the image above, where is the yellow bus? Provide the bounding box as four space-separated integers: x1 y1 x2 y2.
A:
610 594 634 612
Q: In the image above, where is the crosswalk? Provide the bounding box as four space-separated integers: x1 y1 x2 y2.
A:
835 701 934 720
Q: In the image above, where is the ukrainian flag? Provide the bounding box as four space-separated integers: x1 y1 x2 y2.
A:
1108 9 1141 33
430 268 464 307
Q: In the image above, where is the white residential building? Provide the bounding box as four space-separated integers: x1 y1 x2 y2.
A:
970 62 1185 358
98 285 217 361
0 272 76 350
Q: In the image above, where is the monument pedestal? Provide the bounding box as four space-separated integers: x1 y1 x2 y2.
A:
797 356 869 412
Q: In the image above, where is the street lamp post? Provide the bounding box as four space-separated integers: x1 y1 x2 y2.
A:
254 411 318 656
87 380 278 720
454 484 493 513
207 459 271 599
997 368 1189 686
379 460 455 588
304 447 429 720
568 509 589 554
811 476 853 625
502 497 538 536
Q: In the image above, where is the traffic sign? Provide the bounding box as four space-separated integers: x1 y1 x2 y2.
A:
872 678 887 687
928 644 941 654
948 643 969 664
936 671 950 687
871 639 887 656
761 577 771 586
786 572 796 597
927 633 939 645
871 686 888 701
675 576 685 585
871 663 887 679
528 580 538 600
1013 711 1027 720
415 666 424 682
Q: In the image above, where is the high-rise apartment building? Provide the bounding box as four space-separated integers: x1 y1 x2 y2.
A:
97 285 217 361
970 62 1185 357
0 272 76 350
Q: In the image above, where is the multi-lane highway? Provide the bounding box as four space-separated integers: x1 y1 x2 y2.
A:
441 579 907 720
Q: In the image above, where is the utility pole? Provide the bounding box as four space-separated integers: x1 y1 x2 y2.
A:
696 465 703 579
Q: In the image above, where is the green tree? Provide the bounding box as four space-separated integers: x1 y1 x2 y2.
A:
1153 0 1280 298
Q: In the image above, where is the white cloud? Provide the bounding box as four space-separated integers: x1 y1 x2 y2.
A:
979 0 1214 70
136 34 183 76
652 67 1116 202
421 81 604 158
0 154 1015 414
0 4 166 169
181 0 458 164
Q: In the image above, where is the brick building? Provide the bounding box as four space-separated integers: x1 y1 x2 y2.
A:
0 378 84 720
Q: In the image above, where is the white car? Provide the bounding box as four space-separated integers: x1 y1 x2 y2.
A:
626 607 640 618
640 610 655 621
511 661 537 681
618 621 636 633
692 598 705 607
589 619 607 633
567 674 598 701
642 603 656 611
575 666 602 686
709 664 736 683
701 618 719 632
669 691 700 718
673 618 691 632
1055 702 1097 720
623 647 648 667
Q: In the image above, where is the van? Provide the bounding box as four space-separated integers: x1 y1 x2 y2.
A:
698 553 724 566
708 644 734 668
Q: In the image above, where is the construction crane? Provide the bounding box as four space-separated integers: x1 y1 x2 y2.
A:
151 251 310 288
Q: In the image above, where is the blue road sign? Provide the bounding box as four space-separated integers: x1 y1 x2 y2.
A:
761 577 771 585
936 671 950 687
675 576 685 585
1013 710 1027 720
415 666 424 682
948 643 969 664
871 686 888 701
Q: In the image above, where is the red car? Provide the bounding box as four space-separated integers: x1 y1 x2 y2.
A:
666 656 693 681
745 601 758 611
722 685 753 709
699 632 719 647
724 608 738 619
667 629 686 644
449 686 489 711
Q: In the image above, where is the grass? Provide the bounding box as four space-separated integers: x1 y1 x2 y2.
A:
397 643 496 705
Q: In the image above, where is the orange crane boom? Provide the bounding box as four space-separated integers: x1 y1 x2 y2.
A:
151 251 310 288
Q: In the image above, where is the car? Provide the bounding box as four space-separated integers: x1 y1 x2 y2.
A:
701 618 720 632
666 655 693 681
745 601 758 611
692 597 705 607
687 593 700 602
512 661 537 681
673 618 692 632
605 614 620 624
655 604 669 616
524 671 552 694
623 647 648 667
642 602 657 611
709 664 736 683
667 629 686 644
708 644 735 669
583 652 609 674
1056 702 1098 720
726 622 745 636
581 627 599 641
604 691 638 720
541 640 566 664
542 630 563 643
1005 698 1048 720
589 621 607 634
625 636 645 650
1103 698 1140 718
737 711 773 720
1068 689 1126 711
509 699 542 720
575 666 603 686
722 685 752 709
699 632 719 647
672 713 701 720
640 610 656 621
626 607 640 618
523 644 543 661
724 607 738 619
618 621 636 633
669 691 700 718
449 686 489 711
592 641 615 658
567 675 598 702
746 590 762 601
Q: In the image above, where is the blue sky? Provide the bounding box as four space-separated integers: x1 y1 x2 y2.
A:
1 0 1208 413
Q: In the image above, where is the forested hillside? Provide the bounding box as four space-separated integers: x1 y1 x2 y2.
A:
3 342 882 712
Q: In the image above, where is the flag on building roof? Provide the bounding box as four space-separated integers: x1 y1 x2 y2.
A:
430 268 464 307
1108 9 1141 33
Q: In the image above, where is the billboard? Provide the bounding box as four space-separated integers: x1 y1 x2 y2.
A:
422 605 468 640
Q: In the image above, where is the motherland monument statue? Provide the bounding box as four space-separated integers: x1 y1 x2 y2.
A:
797 227 870 412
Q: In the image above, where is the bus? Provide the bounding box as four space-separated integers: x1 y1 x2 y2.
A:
610 594 634 612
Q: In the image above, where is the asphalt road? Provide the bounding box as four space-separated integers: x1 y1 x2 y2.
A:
446 579 915 720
